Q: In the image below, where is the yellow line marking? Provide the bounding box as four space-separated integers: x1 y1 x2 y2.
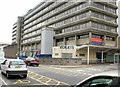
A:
28 70 69 85
45 79 52 84
14 80 30 84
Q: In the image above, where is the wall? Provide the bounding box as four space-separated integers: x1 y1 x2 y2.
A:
77 38 89 45
39 58 82 65
3 44 17 58
52 46 76 58
76 48 96 64
105 40 116 47
66 40 76 45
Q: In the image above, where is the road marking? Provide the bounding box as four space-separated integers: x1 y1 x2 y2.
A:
28 71 69 85
0 75 7 85
38 65 79 77
14 80 31 84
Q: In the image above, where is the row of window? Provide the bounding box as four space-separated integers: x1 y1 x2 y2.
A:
24 1 116 26
25 1 116 24
24 2 75 24
91 22 116 32
56 34 115 43
55 12 88 27
91 11 116 23
24 2 87 29
23 2 117 35
56 21 116 34
91 2 116 13
23 29 41 39
22 43 40 51
22 36 40 44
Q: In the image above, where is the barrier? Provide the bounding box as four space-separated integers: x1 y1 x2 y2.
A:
39 58 82 65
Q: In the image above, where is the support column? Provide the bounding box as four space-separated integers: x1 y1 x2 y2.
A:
101 51 104 63
87 46 90 65
75 35 77 45
35 43 37 50
63 37 66 45
104 35 106 46
89 32 92 44
53 39 57 46
114 53 116 64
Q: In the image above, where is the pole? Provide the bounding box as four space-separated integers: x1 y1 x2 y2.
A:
87 46 90 65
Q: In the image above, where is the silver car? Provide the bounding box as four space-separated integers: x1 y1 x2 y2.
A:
1 59 28 79
76 70 120 87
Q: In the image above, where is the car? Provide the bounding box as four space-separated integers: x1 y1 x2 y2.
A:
0 57 6 69
24 57 40 66
1 59 28 79
0 57 6 64
0 57 6 67
75 70 120 87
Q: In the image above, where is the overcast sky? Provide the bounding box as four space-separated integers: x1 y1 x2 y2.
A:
0 0 42 44
0 0 119 44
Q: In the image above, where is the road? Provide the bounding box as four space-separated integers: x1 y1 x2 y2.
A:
0 63 118 87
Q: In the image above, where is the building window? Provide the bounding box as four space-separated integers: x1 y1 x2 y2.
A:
55 53 59 56
66 36 75 40
92 34 103 39
79 54 85 56
78 34 89 39
106 36 115 41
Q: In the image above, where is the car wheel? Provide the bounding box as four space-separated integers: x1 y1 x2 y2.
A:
6 73 10 79
23 74 27 78
28 63 31 66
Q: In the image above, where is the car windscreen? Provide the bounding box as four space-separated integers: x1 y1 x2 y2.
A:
11 61 25 65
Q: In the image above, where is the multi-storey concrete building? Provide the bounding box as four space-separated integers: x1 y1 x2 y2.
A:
12 0 119 64
12 22 17 44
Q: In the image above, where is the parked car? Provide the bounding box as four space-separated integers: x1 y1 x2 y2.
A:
1 59 28 79
0 57 6 69
24 57 40 66
75 70 120 87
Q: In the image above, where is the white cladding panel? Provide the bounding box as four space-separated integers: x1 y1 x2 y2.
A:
41 27 54 54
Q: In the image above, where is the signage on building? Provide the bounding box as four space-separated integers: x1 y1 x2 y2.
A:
91 38 103 45
60 45 74 49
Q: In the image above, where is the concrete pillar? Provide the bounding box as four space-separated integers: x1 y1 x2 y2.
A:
41 27 54 55
16 16 23 57
75 35 77 45
87 46 90 65
53 39 57 46
89 32 92 44
101 51 104 63
63 37 66 45
35 43 37 50
104 35 106 46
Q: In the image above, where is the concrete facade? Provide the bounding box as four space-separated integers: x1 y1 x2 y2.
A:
12 0 119 64
118 1 120 36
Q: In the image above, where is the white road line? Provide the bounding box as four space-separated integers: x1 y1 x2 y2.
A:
0 76 7 86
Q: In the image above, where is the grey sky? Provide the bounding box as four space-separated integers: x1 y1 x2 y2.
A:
0 0 119 44
0 0 41 44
